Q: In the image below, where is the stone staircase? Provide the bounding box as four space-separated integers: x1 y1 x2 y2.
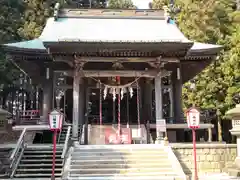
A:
68 144 187 180
12 145 64 179
58 125 82 144
0 148 12 178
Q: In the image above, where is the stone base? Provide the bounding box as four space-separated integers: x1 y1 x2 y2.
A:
235 157 240 169
225 165 240 177
223 157 240 177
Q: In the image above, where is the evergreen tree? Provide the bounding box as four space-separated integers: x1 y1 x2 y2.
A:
18 0 60 40
107 0 135 9
0 0 24 106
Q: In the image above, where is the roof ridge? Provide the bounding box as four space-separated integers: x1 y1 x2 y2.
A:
55 8 166 20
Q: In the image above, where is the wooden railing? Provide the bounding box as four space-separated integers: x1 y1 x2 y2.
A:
15 110 43 125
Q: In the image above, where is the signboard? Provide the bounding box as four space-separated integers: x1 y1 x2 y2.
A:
49 110 63 131
105 128 132 144
186 108 200 129
156 119 166 132
121 128 132 144
132 128 142 138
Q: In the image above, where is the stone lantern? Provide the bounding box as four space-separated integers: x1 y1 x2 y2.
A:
226 104 240 168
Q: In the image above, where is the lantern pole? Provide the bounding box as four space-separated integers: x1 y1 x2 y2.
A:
49 110 63 180
192 127 198 180
186 107 200 180
52 129 57 180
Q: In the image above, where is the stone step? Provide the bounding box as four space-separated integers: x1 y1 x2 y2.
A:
17 168 62 172
14 173 62 178
70 162 172 169
74 148 166 152
70 172 179 177
24 150 62 154
72 151 166 155
20 159 63 164
71 158 169 164
69 167 174 174
75 144 165 149
71 154 168 160
12 178 62 180
19 163 63 168
68 176 183 180
22 154 62 159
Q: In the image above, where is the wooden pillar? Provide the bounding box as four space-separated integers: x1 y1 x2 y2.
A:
79 79 85 129
143 78 153 143
155 76 164 140
172 64 184 142
72 73 80 140
84 85 89 144
42 68 53 120
172 65 183 123
169 84 174 120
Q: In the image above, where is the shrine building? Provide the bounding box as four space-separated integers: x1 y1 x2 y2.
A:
2 6 222 144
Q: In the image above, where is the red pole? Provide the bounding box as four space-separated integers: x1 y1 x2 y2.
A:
99 81 102 126
51 130 57 180
192 128 198 180
116 76 121 143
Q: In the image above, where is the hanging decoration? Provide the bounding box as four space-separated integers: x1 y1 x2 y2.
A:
129 87 134 98
103 86 108 100
90 77 140 101
112 88 116 101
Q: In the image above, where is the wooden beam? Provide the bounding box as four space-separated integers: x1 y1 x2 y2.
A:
54 70 171 77
54 56 179 63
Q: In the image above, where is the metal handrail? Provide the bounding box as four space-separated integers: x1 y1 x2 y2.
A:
10 128 26 161
57 128 62 144
10 143 26 178
80 124 85 144
61 126 71 159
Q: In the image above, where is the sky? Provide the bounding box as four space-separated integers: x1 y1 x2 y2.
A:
131 0 153 9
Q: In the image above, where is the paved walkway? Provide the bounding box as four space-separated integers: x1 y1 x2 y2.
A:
199 173 240 180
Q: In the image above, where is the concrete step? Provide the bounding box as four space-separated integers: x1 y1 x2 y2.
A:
24 150 62 154
14 147 64 179
74 148 166 152
68 176 183 180
19 163 63 168
16 168 62 172
14 173 62 178
70 172 180 177
69 144 185 180
70 162 172 169
71 154 168 160
12 178 62 180
71 158 169 164
20 159 63 163
69 167 175 174
22 154 61 159
72 151 166 155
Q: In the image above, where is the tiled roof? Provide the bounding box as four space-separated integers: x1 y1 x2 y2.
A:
40 17 190 43
3 38 222 57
